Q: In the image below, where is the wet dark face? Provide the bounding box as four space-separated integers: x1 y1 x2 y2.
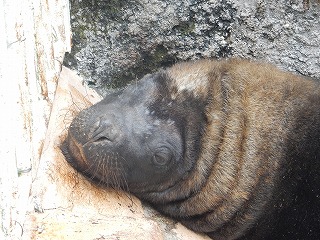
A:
61 73 202 193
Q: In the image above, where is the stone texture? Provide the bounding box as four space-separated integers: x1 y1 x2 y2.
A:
64 0 320 95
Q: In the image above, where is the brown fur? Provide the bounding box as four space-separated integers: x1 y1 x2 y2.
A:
62 58 320 240
161 59 320 239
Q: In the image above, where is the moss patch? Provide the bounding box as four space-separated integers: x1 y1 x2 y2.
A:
173 21 195 35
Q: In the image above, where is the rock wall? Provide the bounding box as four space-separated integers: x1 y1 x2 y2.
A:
64 0 319 94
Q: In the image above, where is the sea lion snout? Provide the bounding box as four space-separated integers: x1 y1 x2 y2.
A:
61 130 89 172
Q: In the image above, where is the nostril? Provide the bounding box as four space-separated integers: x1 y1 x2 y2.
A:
91 127 117 143
90 116 120 143
94 136 112 143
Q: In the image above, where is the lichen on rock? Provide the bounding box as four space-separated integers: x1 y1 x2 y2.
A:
64 0 320 94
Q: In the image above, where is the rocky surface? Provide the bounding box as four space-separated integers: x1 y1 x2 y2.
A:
64 0 320 95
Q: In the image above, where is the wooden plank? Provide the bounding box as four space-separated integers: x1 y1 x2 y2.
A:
0 0 70 239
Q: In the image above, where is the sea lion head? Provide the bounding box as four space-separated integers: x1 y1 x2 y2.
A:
61 70 207 194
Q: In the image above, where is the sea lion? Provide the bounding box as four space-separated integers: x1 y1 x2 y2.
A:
61 58 320 240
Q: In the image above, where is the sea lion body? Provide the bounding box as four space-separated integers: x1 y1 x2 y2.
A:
62 59 320 240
